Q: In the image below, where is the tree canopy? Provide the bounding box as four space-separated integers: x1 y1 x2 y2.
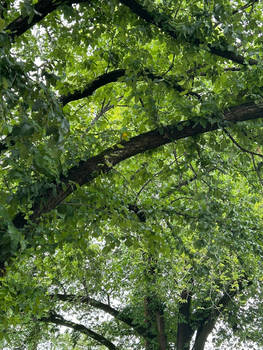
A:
1 0 263 349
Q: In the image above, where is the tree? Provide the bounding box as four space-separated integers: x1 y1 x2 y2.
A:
0 0 263 349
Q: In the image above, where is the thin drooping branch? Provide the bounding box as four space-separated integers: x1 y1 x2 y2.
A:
6 0 89 40
251 154 263 185
135 160 176 201
51 293 149 338
223 127 263 158
41 312 118 350
119 0 257 65
232 0 259 15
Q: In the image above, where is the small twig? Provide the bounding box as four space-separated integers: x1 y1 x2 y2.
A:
161 175 197 199
163 54 175 76
251 154 263 186
190 163 213 190
223 127 263 159
170 196 193 203
162 208 197 219
189 163 197 176
88 96 123 130
135 160 175 202
224 67 241 71
173 148 183 182
112 168 137 197
139 97 144 107
174 0 183 19
73 103 86 120
232 0 258 15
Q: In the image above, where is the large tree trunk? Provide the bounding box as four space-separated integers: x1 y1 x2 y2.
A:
144 295 168 350
176 290 194 350
131 205 168 350
156 306 167 350
143 252 168 350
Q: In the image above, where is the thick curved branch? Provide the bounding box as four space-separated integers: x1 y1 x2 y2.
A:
6 0 88 40
12 102 263 230
60 68 199 106
52 293 149 338
4 102 263 272
0 70 125 152
191 291 235 350
119 0 257 65
60 69 126 105
41 312 118 350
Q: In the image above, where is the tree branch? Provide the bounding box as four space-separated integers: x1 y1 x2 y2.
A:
60 69 126 106
51 293 149 338
223 127 263 158
60 68 200 106
3 101 263 270
11 102 263 229
119 0 257 65
41 311 118 350
232 0 259 15
6 0 88 40
0 67 199 153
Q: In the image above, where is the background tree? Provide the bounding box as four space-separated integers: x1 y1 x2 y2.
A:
0 0 263 349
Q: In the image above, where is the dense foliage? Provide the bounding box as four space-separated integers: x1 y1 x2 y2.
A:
1 0 263 349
